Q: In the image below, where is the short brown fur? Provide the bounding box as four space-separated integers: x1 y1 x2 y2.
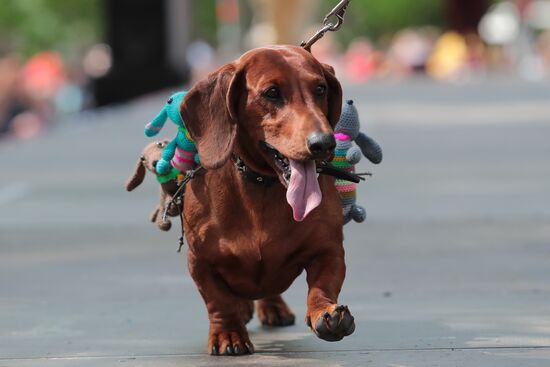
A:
180 46 354 356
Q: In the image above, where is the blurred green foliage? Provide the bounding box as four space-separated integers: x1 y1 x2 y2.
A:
332 0 444 46
0 0 101 59
191 0 218 46
0 0 452 58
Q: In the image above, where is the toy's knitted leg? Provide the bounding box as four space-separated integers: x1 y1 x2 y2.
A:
338 185 356 226
343 211 353 225
172 129 198 171
156 213 172 231
350 204 366 223
171 146 196 172
150 206 160 223
156 139 177 175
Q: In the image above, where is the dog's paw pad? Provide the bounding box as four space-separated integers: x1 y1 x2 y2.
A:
311 305 355 342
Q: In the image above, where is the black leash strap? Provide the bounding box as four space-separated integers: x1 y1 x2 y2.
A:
317 161 370 183
163 165 203 253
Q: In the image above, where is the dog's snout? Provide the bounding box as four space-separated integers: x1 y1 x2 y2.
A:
307 132 336 158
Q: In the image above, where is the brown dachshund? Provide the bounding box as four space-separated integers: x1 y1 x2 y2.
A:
180 45 354 356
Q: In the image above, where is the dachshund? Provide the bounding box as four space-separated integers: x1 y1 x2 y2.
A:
177 45 355 355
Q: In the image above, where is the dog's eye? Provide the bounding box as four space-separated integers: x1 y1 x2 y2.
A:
263 87 282 101
315 85 327 96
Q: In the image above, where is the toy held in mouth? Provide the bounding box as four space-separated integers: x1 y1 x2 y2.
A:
334 99 382 224
144 91 200 175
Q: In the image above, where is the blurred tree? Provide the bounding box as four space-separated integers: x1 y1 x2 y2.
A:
333 0 444 46
0 0 101 58
191 0 218 46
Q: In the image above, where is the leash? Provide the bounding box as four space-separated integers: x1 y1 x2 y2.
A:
301 0 352 51
163 165 203 252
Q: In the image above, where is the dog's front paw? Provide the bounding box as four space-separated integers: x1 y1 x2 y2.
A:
209 328 254 356
307 305 355 342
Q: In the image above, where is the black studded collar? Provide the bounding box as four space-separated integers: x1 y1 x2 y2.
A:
233 155 279 187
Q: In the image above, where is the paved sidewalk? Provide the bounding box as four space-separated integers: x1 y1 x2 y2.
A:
1 79 550 366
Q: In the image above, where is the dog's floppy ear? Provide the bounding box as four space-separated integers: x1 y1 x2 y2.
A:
126 157 146 192
181 63 244 170
321 63 343 129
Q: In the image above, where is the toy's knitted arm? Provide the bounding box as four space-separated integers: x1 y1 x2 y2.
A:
346 146 362 165
156 139 177 175
356 132 383 164
145 107 168 137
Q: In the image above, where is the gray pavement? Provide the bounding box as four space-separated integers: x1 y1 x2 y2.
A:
1 78 550 366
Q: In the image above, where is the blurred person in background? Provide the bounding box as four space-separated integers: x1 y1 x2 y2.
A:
246 0 315 47
0 52 22 139
343 37 383 83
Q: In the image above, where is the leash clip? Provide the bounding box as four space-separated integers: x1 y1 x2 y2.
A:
301 0 352 51
323 0 351 32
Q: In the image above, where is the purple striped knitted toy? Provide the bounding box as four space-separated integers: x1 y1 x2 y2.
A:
334 100 383 224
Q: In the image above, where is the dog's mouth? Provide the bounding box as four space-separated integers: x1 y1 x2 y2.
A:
261 141 322 222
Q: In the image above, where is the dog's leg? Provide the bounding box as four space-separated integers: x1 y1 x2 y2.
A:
240 300 254 325
188 251 254 356
305 253 355 342
256 295 295 327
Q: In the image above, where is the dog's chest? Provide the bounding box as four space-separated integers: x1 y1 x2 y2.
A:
215 233 307 298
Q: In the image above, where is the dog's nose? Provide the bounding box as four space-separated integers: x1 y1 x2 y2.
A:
307 132 336 158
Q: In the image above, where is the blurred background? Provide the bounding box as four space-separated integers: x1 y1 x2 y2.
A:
1 1 550 366
1 0 550 141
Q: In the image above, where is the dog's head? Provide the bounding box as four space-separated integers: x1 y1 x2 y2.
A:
181 45 342 220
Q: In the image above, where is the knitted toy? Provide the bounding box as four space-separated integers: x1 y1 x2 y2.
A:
333 100 383 224
125 140 182 231
144 91 200 175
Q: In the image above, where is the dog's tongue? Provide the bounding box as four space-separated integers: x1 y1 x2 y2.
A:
286 160 322 222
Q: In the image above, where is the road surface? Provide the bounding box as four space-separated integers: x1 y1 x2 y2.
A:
1 78 550 366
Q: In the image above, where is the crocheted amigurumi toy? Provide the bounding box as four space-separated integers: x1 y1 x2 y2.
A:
144 91 200 175
333 99 383 224
125 140 182 231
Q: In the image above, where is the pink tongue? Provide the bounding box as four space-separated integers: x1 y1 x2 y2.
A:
286 160 322 222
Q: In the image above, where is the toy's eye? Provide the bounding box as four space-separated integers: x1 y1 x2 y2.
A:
167 97 174 104
315 85 327 96
263 87 282 101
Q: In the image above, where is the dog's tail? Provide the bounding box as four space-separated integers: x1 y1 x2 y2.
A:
125 157 146 192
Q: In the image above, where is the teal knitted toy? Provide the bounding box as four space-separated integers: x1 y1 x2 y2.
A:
334 100 382 224
144 91 200 175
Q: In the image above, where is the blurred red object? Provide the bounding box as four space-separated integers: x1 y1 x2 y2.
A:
216 0 240 24
344 39 378 83
21 51 65 101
